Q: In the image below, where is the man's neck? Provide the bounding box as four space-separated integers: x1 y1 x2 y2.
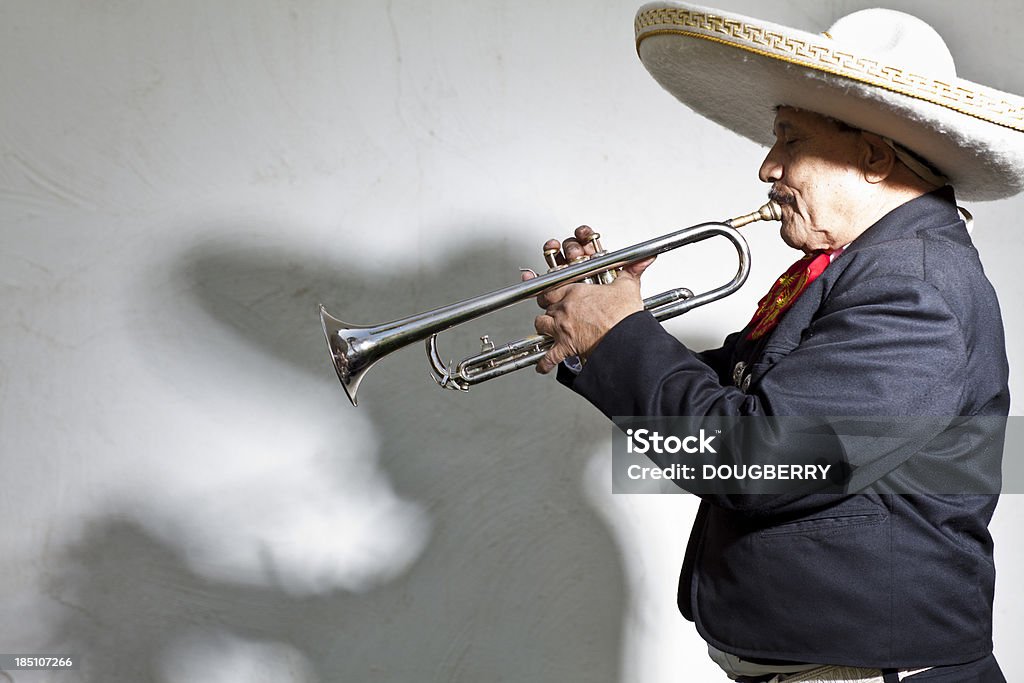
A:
842 171 941 248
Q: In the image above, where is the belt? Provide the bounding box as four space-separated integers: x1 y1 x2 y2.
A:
708 645 819 678
736 665 932 682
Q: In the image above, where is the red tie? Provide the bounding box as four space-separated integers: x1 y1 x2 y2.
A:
745 252 831 340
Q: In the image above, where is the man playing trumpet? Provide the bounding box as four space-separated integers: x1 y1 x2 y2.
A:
529 5 1022 681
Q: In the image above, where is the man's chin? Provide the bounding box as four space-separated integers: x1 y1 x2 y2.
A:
779 222 803 251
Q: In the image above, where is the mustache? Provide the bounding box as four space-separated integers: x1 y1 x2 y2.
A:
768 187 796 207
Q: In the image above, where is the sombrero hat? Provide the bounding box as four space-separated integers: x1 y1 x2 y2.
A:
634 2 1024 200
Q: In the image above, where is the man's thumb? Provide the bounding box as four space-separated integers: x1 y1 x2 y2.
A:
621 255 656 279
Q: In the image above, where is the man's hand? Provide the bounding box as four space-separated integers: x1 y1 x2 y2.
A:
522 225 654 374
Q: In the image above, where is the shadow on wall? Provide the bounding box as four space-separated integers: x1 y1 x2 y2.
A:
46 224 627 682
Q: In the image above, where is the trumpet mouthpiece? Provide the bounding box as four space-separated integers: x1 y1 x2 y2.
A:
728 201 783 228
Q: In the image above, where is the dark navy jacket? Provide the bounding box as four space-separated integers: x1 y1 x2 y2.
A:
560 188 1009 668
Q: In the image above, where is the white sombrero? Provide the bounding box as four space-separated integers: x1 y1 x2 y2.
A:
635 2 1024 200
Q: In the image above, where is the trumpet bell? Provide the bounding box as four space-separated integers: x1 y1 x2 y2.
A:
319 305 376 407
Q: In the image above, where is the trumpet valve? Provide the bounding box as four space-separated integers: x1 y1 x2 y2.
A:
580 232 617 284
583 232 604 253
569 254 599 284
543 247 562 272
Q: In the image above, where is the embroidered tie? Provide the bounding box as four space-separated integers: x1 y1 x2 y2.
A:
745 251 831 340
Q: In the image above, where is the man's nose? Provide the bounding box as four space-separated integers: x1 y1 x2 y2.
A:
759 147 782 183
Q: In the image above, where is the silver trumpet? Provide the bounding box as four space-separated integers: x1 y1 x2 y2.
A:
319 202 781 406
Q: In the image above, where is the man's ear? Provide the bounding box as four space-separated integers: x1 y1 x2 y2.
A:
860 132 896 184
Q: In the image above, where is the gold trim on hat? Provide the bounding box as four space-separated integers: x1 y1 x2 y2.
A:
635 7 1024 132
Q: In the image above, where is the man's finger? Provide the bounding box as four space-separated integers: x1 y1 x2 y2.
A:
562 238 585 262
537 282 577 309
574 225 598 256
534 313 554 337
536 355 556 374
536 345 565 374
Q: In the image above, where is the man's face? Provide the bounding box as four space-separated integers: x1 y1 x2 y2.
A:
759 107 869 253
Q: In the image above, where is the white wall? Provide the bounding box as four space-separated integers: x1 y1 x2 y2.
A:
1 1 1021 681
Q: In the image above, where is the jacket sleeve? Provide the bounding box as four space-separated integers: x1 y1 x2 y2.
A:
572 275 965 417
566 275 969 512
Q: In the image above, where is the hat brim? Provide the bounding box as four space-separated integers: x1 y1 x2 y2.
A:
636 2 1024 201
